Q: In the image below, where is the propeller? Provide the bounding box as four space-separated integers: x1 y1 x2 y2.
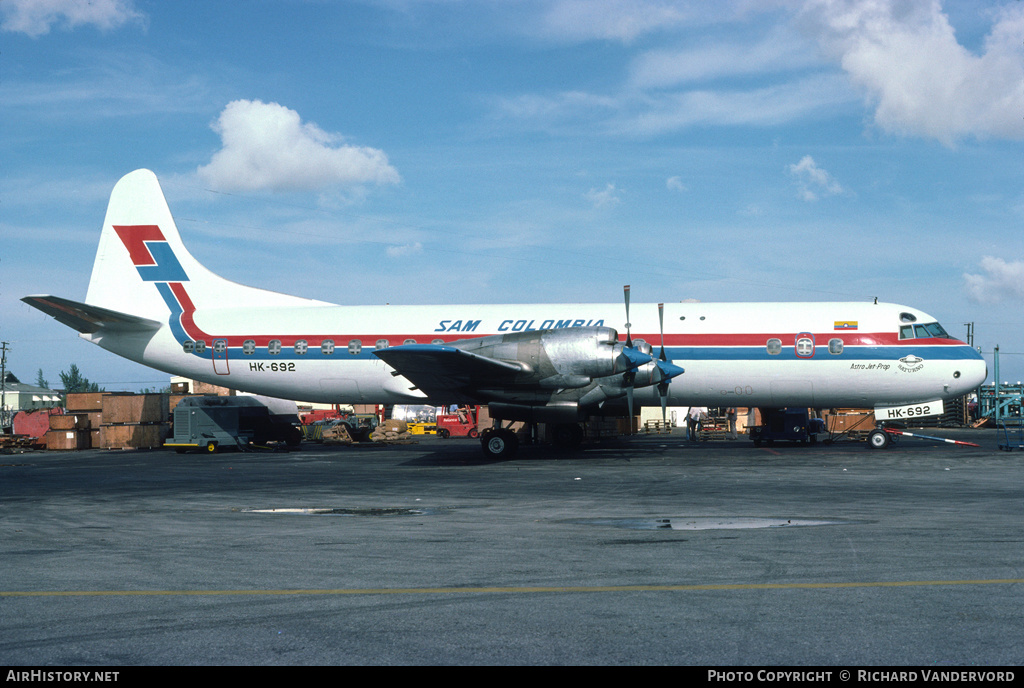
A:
582 288 685 430
653 303 685 423
621 285 639 428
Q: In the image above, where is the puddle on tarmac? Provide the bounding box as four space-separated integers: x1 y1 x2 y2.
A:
245 507 446 516
572 517 852 531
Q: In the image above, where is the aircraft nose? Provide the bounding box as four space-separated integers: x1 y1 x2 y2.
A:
954 357 988 392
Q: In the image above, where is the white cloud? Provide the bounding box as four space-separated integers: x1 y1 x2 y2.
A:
196 100 400 193
799 0 1024 144
666 176 688 192
623 72 855 135
964 256 1024 303
584 183 622 208
386 242 423 258
787 155 844 201
1 0 143 37
536 0 689 43
629 28 820 89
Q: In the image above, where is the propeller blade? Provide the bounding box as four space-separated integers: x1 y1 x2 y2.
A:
625 385 634 431
652 301 682 425
658 303 666 362
623 285 632 348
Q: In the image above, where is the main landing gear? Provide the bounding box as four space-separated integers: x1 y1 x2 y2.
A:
479 422 586 459
480 426 519 459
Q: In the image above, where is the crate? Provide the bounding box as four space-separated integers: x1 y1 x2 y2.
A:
101 393 169 425
64 392 107 413
44 429 90 450
49 413 91 431
825 410 875 433
98 423 170 449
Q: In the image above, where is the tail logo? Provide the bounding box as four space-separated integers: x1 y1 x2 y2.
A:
113 225 188 282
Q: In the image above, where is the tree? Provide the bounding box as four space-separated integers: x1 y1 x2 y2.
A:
59 364 102 395
35 368 49 389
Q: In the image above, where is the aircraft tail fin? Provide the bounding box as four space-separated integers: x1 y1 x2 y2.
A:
84 169 327 320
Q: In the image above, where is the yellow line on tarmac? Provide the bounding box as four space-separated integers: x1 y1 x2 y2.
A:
2 579 1023 598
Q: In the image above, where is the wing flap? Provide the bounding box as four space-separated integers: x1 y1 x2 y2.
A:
22 295 162 334
374 344 525 399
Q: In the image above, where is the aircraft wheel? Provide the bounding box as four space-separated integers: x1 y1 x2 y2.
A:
868 429 890 450
481 429 518 459
205 441 218 453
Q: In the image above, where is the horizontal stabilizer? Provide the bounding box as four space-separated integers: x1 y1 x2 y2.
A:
374 344 525 399
22 295 162 334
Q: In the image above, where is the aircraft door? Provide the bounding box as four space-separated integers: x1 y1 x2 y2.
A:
795 332 815 358
212 338 230 375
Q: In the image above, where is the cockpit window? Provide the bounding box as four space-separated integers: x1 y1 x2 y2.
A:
900 321 951 340
900 312 917 323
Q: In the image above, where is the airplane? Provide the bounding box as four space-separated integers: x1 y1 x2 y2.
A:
24 169 987 457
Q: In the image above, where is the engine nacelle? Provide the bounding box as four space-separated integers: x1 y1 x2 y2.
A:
451 326 633 389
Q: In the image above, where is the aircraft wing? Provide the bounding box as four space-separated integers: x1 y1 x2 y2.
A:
22 295 162 334
374 344 525 399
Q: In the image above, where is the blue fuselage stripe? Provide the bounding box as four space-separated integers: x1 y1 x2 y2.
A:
196 343 982 363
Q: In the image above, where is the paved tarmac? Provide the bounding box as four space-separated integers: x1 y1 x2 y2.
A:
1 428 1021 666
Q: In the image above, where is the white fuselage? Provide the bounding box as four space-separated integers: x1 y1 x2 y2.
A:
87 299 987 410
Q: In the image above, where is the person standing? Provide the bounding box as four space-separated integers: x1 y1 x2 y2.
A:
687 406 702 441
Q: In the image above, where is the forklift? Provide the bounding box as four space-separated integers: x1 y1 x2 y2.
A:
435 405 480 439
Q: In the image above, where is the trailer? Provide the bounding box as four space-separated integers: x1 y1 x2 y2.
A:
166 396 302 452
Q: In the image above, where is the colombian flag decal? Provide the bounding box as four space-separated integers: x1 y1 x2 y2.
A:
834 321 858 330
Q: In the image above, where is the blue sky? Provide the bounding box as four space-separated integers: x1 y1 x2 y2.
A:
2 0 1023 391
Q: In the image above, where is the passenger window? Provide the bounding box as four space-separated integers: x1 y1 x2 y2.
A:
243 340 256 355
268 339 281 355
213 340 227 354
194 340 206 353
183 341 195 353
900 325 914 340
348 339 362 355
375 339 390 350
321 339 335 355
294 339 308 355
828 338 844 355
766 338 782 355
403 339 417 345
431 339 444 345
